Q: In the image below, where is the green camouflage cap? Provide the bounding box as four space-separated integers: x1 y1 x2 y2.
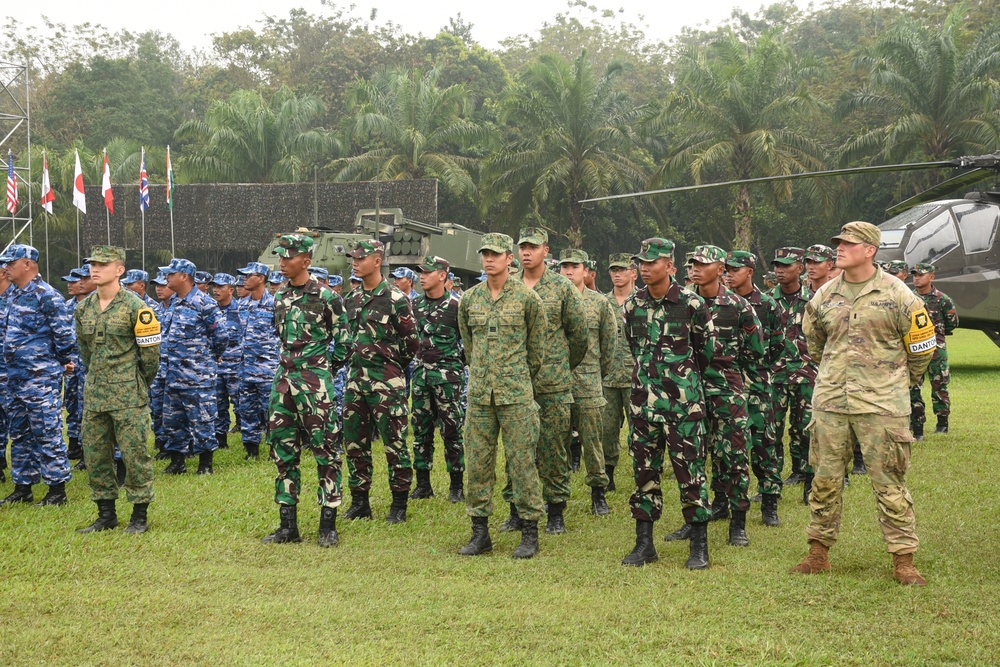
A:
607 252 634 269
688 244 727 264
831 221 880 247
764 271 777 283
772 246 805 265
347 239 385 259
911 262 936 274
586 260 597 271
418 255 450 272
558 248 589 265
726 250 757 269
517 226 548 246
479 233 514 254
272 234 314 258
634 238 675 262
805 244 835 262
87 245 126 263
887 260 909 274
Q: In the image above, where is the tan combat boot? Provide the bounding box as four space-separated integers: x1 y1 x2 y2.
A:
892 553 927 586
790 540 831 574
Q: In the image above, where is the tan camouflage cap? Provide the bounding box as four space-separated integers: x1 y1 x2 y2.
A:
273 234 315 258
347 239 385 258
479 233 514 254
518 226 548 246
688 244 727 264
831 221 881 247
634 238 675 262
558 248 589 265
607 252 634 269
88 245 126 263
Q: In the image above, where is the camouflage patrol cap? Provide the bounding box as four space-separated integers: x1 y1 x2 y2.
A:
510 257 521 270
0 244 39 263
688 244 727 264
479 233 513 254
586 260 597 271
123 269 149 284
607 253 634 269
86 245 126 263
477 270 487 282
211 272 237 286
237 261 270 276
633 238 675 262
911 262 936 274
453 277 463 287
329 274 343 287
350 272 362 283
268 270 284 284
726 250 757 269
159 258 197 277
235 275 246 287
887 260 909 274
418 256 450 273
151 271 169 286
194 271 213 284
60 272 81 283
764 271 777 283
272 234 314 258
772 247 805 265
391 267 418 281
831 221 880 247
347 239 384 259
517 226 548 246
805 244 835 262
559 248 589 265
308 267 329 281
71 265 92 279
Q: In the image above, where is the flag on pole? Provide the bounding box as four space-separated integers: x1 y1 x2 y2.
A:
5 151 17 214
72 150 87 214
165 145 174 209
139 148 150 211
40 151 55 214
102 150 114 214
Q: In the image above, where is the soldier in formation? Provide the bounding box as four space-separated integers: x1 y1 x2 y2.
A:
235 262 280 459
601 253 637 494
908 262 958 438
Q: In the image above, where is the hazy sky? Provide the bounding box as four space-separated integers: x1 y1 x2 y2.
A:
7 0 797 52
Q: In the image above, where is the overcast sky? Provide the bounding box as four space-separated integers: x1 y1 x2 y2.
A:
7 0 798 52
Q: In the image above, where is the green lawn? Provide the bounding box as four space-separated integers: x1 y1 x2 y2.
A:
2 329 998 665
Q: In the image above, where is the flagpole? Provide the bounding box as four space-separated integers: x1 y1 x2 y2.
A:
76 209 81 264
141 207 146 269
44 211 49 282
169 206 175 256
106 207 111 244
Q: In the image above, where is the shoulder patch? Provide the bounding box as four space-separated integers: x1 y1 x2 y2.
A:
904 307 935 355
135 307 162 347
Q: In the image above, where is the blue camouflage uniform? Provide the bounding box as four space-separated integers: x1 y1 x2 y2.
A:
211 273 243 447
123 270 162 318
235 262 280 457
0 282 13 479
148 271 173 454
335 274 363 414
60 270 85 459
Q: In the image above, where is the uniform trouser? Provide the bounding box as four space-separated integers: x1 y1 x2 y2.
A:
0 389 8 472
503 393 572 505
82 407 154 504
571 401 609 489
629 414 710 524
774 381 814 474
601 386 630 468
163 386 219 455
806 411 918 554
910 347 950 428
343 384 412 493
465 399 543 521
215 368 240 436
748 391 782 496
64 367 85 441
706 394 751 512
7 375 70 486
238 379 272 448
150 377 166 451
268 369 342 508
410 376 465 473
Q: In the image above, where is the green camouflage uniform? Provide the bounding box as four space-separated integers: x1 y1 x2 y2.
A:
76 251 161 505
268 235 349 508
459 233 546 521
602 253 636 470
624 240 715 524
803 222 934 555
909 270 959 429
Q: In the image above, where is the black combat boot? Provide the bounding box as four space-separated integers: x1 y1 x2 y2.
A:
570 438 582 473
784 460 805 485
115 460 127 487
78 499 119 533
74 459 87 471
591 486 610 516
318 506 339 547
512 520 539 559
545 501 566 534
457 516 492 556
124 503 149 535
261 504 302 544
196 451 214 475
852 446 867 475
154 439 170 460
605 465 616 492
935 416 949 434
709 495 730 521
499 503 522 532
761 494 780 527
343 490 372 520
685 522 710 570
244 442 260 460
386 490 408 524
663 523 692 541
34 482 67 506
448 471 464 503
0 484 33 505
803 474 814 506
66 436 83 461
164 451 187 475
912 422 924 441
216 432 229 450
728 510 750 547
409 469 435 500
621 520 657 566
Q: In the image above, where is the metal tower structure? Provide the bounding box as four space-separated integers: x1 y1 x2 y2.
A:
0 60 32 251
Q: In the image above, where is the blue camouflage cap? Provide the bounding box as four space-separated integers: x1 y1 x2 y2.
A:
211 272 237 286
61 272 81 283
0 244 39 263
237 261 271 276
235 274 246 287
159 258 197 277
447 271 456 281
124 269 150 284
151 270 169 286
329 274 343 287
308 267 329 281
477 270 487 282
268 270 284 284
194 271 213 284
71 265 92 279
350 272 362 283
392 267 418 281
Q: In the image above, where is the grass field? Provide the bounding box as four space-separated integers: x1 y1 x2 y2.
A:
1 329 998 665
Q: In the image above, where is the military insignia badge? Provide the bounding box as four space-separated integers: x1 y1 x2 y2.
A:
134 307 162 347
905 308 935 355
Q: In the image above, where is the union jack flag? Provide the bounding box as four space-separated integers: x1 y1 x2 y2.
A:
139 149 150 211
5 151 17 215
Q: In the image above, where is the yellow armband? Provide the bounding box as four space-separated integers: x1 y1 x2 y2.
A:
135 308 162 347
904 308 935 355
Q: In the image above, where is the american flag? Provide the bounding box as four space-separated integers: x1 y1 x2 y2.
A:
5 151 17 215
139 149 150 211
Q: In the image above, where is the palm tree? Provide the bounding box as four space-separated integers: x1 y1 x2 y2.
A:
484 52 647 247
175 87 333 183
655 31 828 249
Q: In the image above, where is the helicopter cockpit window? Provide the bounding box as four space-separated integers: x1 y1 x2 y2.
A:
952 203 998 254
903 210 959 266
878 203 939 248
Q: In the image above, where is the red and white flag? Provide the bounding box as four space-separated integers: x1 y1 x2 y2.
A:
73 150 87 214
102 150 114 214
40 151 55 214
5 151 17 215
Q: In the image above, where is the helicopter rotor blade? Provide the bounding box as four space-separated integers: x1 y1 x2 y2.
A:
885 168 994 216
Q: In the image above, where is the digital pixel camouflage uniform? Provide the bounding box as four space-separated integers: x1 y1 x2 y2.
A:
213 287 243 444
411 270 466 475
76 252 161 505
804 255 934 555
268 240 348 508
909 272 959 430
602 254 636 473
459 241 546 521
343 265 420 495
624 251 715 525
236 269 280 454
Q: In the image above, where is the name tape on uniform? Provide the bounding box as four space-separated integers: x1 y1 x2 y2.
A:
135 308 162 347
904 308 935 355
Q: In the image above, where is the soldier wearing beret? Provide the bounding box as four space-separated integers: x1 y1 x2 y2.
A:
601 253 637 493
909 262 958 439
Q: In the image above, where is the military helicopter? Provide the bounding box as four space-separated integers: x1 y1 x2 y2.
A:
582 152 1000 346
